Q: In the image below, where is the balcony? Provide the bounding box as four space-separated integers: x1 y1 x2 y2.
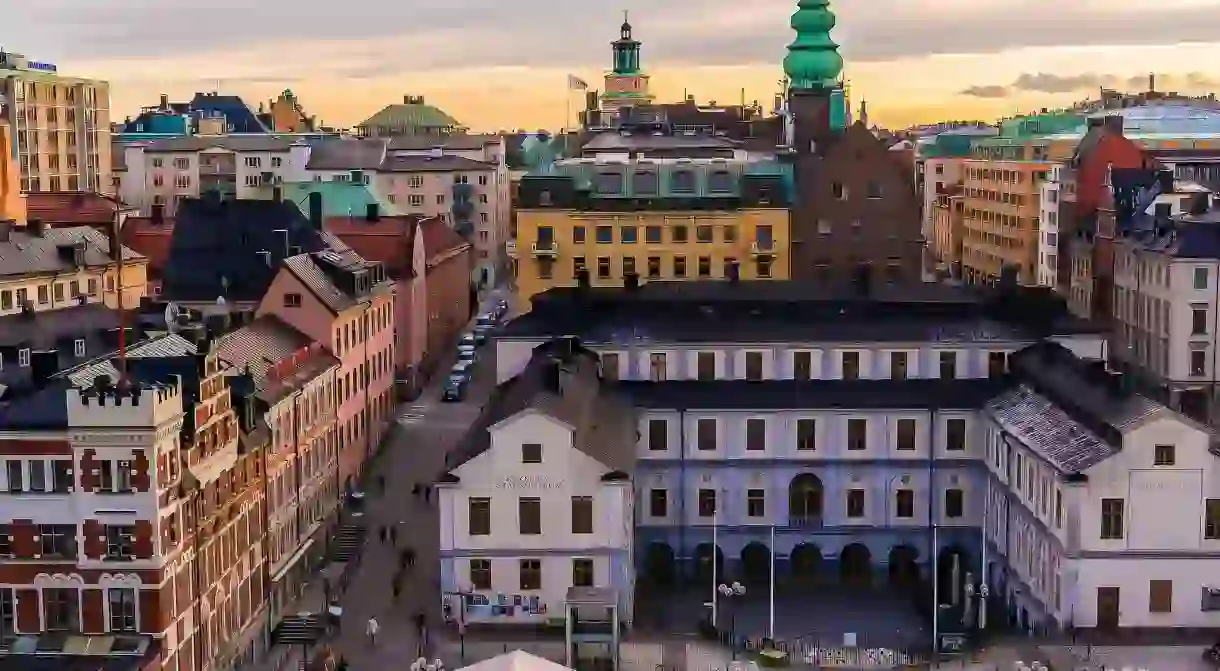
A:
451 198 475 217
453 182 474 199
787 514 823 529
505 239 517 257
750 240 775 257
531 242 559 258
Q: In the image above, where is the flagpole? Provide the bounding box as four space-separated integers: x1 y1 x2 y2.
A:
712 504 719 628
768 525 776 640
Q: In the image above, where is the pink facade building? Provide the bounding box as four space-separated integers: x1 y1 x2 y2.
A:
257 243 396 490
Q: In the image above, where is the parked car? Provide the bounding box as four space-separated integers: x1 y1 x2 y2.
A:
451 360 473 377
472 325 492 346
493 299 509 318
459 333 477 348
441 375 468 402
476 313 497 328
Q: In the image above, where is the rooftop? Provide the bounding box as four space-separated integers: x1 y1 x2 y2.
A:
358 98 462 131
24 192 137 226
0 223 142 277
215 314 338 404
581 132 739 153
138 134 307 153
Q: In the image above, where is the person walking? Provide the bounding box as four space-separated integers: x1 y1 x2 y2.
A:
389 525 398 546
392 581 402 602
406 546 416 568
366 616 380 646
379 526 387 544
377 474 386 494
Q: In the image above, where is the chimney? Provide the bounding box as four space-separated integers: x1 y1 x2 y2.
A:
366 203 379 222
1086 117 1104 128
0 220 11 242
30 350 60 388
1149 72 1156 92
159 93 169 110
543 360 563 394
151 204 165 225
272 186 282 203
624 272 640 291
308 191 323 229
28 218 45 237
1157 169 1174 194
1102 115 1123 134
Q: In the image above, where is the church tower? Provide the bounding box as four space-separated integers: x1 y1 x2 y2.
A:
601 12 655 111
784 0 847 149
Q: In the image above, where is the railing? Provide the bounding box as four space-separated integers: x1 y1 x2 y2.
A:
531 243 559 258
786 514 823 529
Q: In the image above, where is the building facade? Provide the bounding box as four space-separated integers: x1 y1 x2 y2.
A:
0 120 24 223
0 52 112 194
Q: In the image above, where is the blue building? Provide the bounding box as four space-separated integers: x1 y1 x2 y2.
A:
122 92 269 136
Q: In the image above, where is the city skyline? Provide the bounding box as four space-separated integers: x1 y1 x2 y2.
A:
9 0 1220 129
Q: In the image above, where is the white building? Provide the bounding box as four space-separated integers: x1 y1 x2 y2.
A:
1037 164 1068 288
485 282 1220 635
437 342 636 626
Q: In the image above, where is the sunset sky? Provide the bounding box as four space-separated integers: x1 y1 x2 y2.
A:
10 0 1220 131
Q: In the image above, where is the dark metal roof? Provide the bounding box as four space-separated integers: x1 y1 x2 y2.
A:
0 382 72 430
378 154 495 172
214 315 338 403
139 135 301 153
388 133 499 151
442 340 636 480
0 225 141 277
59 333 198 387
0 304 131 394
620 378 1010 410
305 138 387 170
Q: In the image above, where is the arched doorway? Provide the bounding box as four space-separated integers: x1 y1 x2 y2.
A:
887 545 920 587
740 543 771 585
645 543 676 586
788 474 824 525
839 543 872 585
692 543 724 583
937 546 972 607
790 543 822 580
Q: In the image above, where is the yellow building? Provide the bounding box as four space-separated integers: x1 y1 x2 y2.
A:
0 52 112 194
958 132 1080 285
0 121 25 223
0 222 147 311
509 158 792 305
930 187 964 278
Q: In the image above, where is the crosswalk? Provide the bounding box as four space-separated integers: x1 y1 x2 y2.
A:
396 400 484 430
397 405 429 426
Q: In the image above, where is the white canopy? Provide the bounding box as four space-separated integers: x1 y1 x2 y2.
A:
457 651 573 671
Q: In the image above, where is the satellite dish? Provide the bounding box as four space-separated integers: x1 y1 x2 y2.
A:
216 296 227 307
164 302 180 331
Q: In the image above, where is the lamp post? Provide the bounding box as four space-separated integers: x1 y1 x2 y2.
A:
718 581 746 660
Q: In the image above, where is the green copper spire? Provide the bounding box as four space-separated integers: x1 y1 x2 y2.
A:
783 0 843 90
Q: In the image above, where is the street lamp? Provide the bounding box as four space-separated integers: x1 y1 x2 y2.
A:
410 658 445 671
718 581 746 660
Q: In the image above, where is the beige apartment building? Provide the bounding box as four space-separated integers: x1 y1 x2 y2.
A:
0 52 111 194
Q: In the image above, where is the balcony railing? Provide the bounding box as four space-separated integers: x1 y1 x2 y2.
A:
787 514 823 529
531 242 559 258
505 239 517 257
751 240 775 256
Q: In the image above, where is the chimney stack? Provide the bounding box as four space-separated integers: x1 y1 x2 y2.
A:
1102 115 1123 134
160 93 169 110
366 203 379 222
151 204 165 225
272 186 282 203
308 191 323 229
28 218 45 237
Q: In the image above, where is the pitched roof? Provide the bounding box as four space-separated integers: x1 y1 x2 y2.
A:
357 102 461 131
188 92 268 133
281 236 389 314
0 225 142 278
378 154 495 172
323 215 418 277
59 333 198 387
0 304 132 395
444 340 636 480
215 314 337 402
621 378 1009 410
140 135 304 153
419 217 471 260
274 182 396 218
121 217 175 274
387 133 499 151
305 138 388 170
25 192 136 226
0 382 72 430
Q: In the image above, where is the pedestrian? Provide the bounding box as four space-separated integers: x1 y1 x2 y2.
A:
406 547 416 567
389 525 398 546
378 474 386 494
414 611 426 636
412 483 420 497
366 616 380 646
379 525 387 544
392 581 402 602
423 485 431 502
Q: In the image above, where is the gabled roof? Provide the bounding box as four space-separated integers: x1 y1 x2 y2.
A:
25 192 137 226
280 234 390 314
457 651 572 671
443 340 636 481
59 333 198 387
188 92 268 133
215 314 337 403
0 225 142 278
305 138 388 170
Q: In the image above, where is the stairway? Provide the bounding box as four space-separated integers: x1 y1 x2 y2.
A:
330 524 365 563
272 612 326 646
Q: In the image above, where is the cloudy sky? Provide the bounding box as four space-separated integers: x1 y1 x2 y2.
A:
9 0 1220 130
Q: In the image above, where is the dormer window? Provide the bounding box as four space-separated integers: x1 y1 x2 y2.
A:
17 349 30 367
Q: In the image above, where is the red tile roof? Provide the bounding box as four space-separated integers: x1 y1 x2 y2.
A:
323 215 470 277
419 218 470 259
122 216 175 275
25 191 136 226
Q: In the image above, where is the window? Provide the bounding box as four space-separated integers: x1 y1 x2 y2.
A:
28 461 46 492
756 257 773 278
470 559 492 590
271 156 283 168
105 525 135 559
175 175 191 189
14 288 26 306
890 352 908 379
1206 499 1220 539
946 419 967 452
723 226 737 243
108 588 137 632
41 525 76 557
621 226 638 244
744 352 764 381
649 352 667 381
747 489 765 517
896 419 916 451
647 256 661 278
867 182 883 199
793 351 812 380
519 559 541 590
408 175 423 189
945 489 964 518
697 418 717 451
1196 266 1209 290
43 588 78 631
696 352 716 381
841 351 860 380
645 226 662 244
696 225 714 243
649 489 668 517
0 589 12 637
746 418 766 451
595 226 613 244
847 419 867 450
672 226 688 243
52 461 71 493
1193 349 1208 376
623 257 637 276
245 156 262 168
698 488 717 517
53 283 64 302
600 353 619 381
572 257 586 278
895 489 914 518
597 257 611 279
833 182 847 200
283 293 302 308
521 443 542 464
572 558 595 587
37 285 48 304
468 497 491 535
519 497 541 535
987 352 1007 378
673 256 687 277
796 419 816 451
698 256 711 278
73 339 86 357
1149 580 1173 613
571 496 593 534
99 460 114 491
5 461 21 492
573 226 586 243
1100 498 1124 539
846 489 865 517
408 195 424 207
1154 444 1175 466
1193 304 1209 335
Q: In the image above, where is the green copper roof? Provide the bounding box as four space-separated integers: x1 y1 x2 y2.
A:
358 102 461 131
275 182 398 217
783 0 843 90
